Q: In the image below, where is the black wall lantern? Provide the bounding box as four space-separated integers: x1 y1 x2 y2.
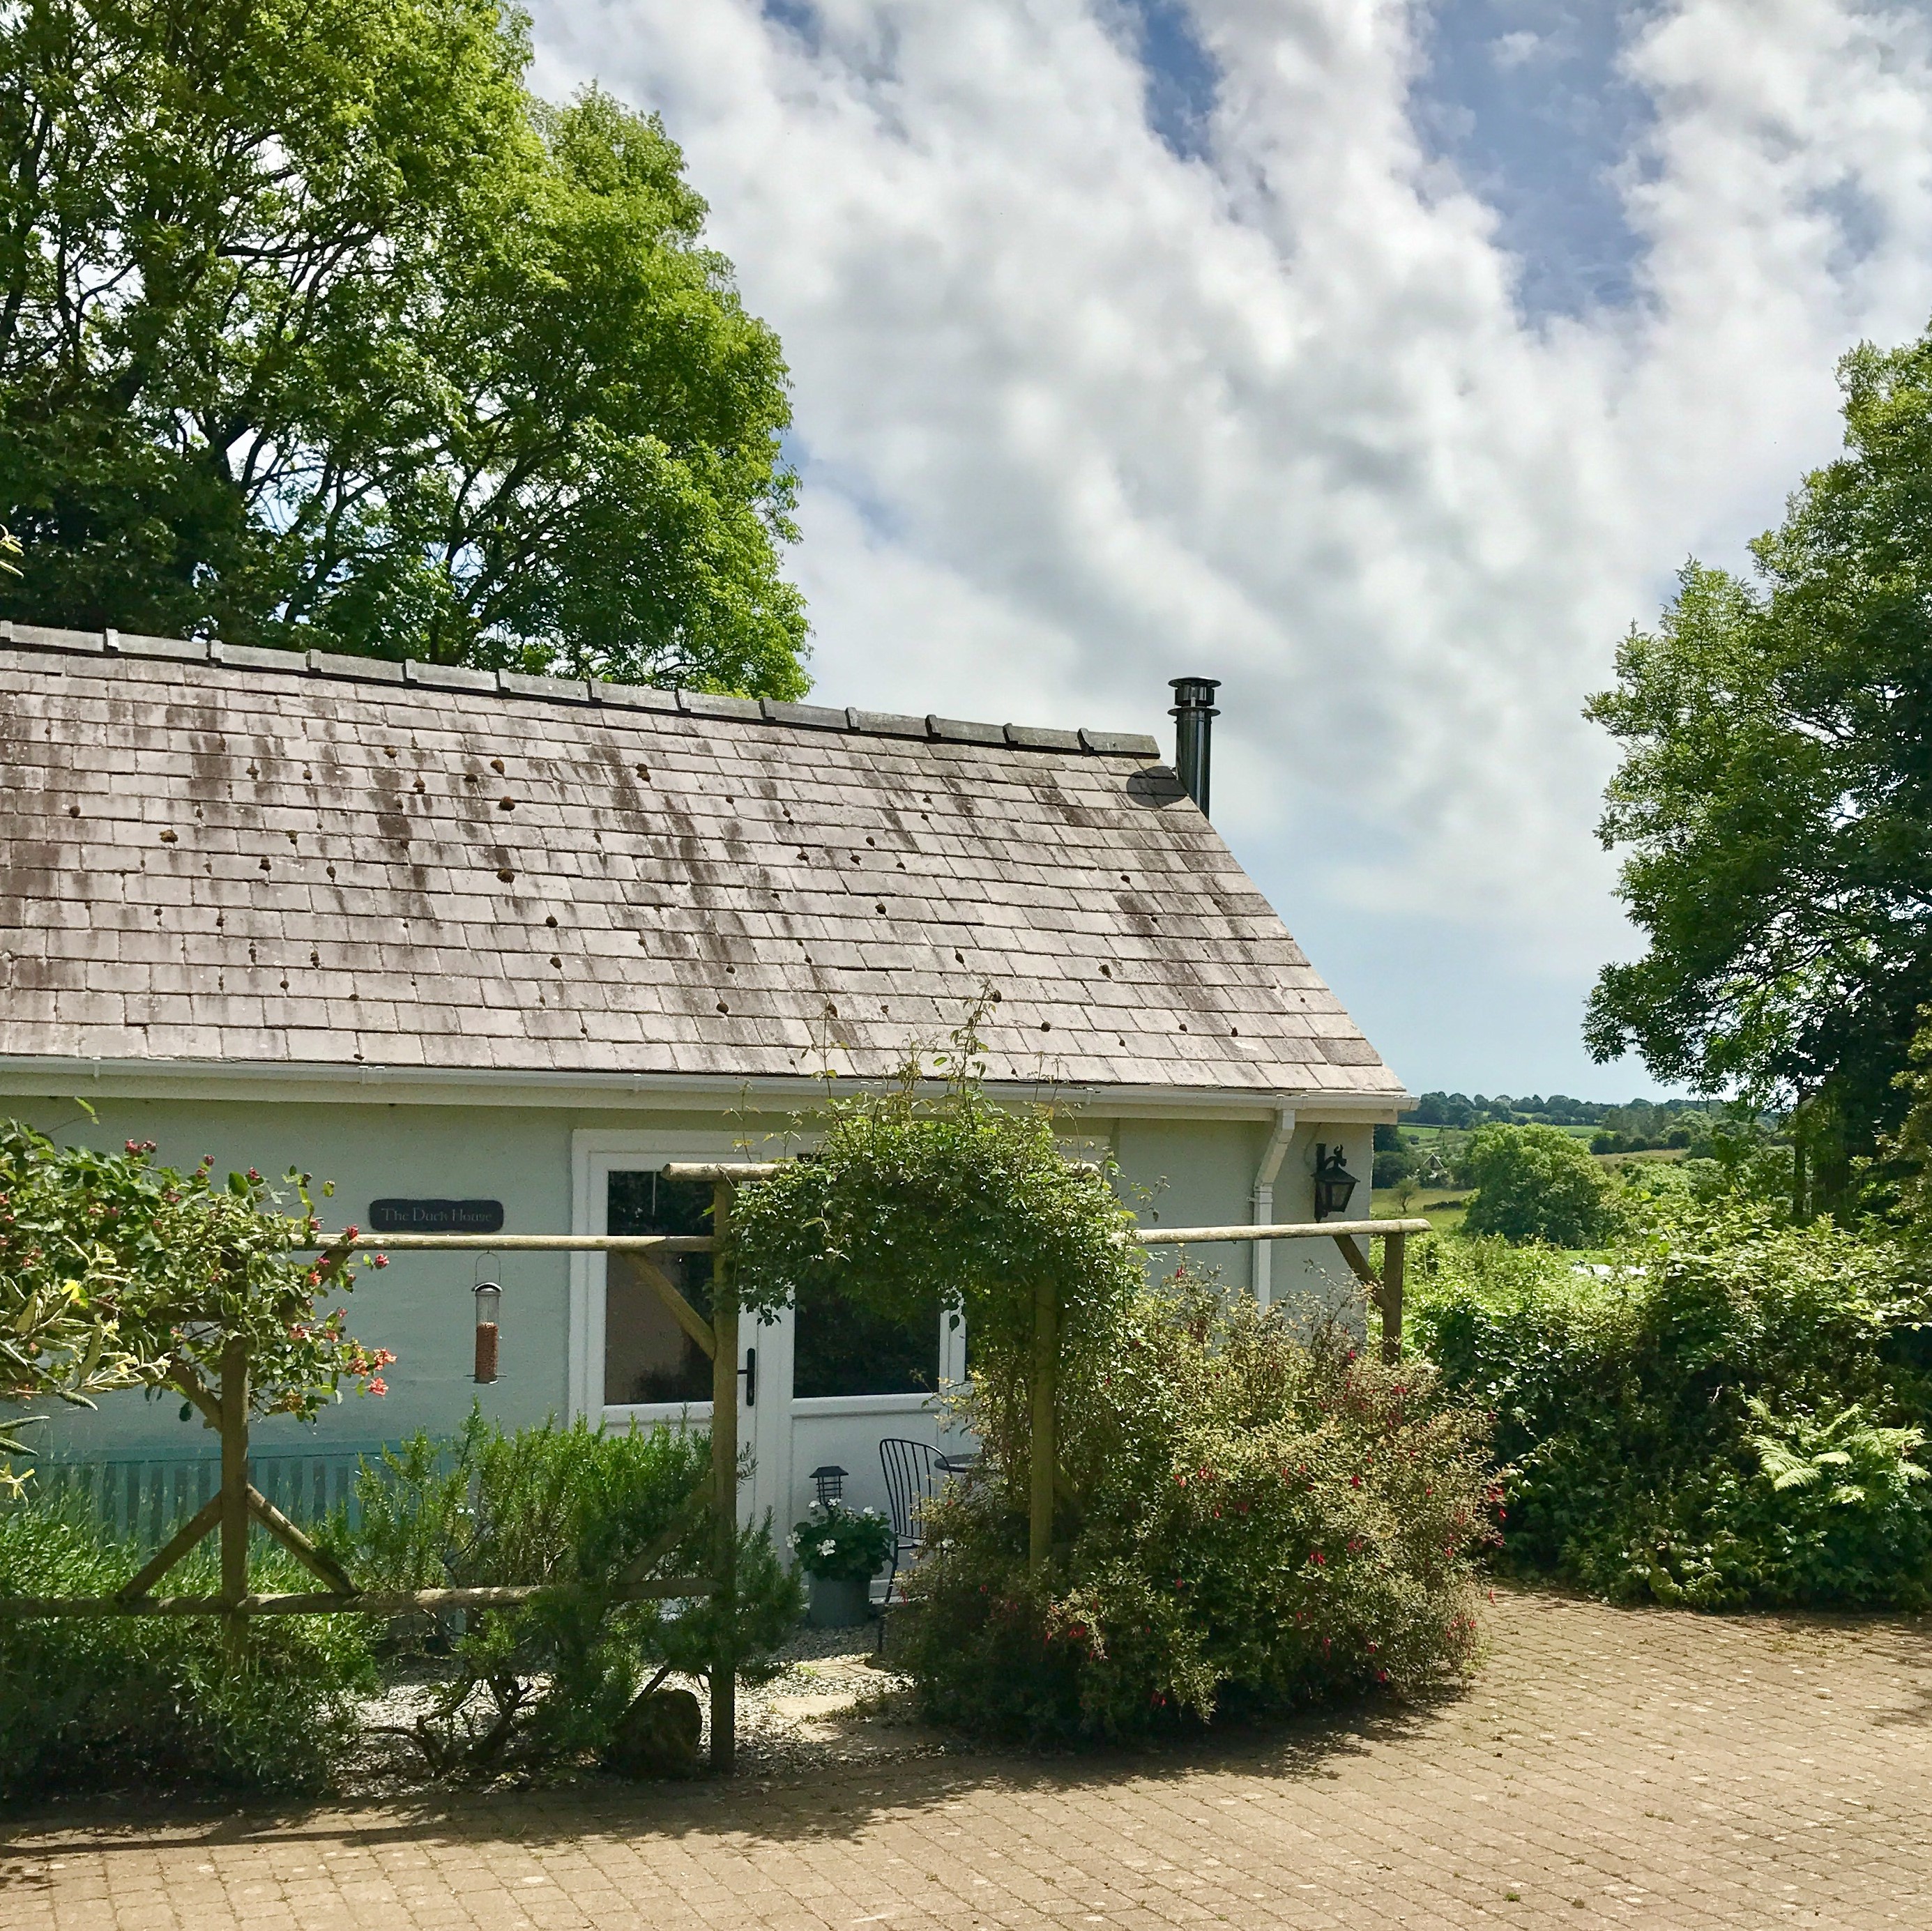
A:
1311 1144 1360 1222
810 1465 847 1509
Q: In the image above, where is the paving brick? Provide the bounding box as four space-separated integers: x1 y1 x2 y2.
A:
5 1592 1928 1931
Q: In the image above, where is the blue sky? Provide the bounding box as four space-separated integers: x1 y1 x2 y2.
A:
535 0 1932 1102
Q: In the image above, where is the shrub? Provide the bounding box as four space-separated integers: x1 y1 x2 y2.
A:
334 1412 801 1774
1461 1123 1620 1247
0 1498 376 1796
1409 1208 1932 1607
896 1282 1496 1743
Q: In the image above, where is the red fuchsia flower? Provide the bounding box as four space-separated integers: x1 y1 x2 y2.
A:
366 1377 387 1396
344 1225 359 1242
371 1254 389 1269
1309 1550 1325 1565
1351 1474 1362 1488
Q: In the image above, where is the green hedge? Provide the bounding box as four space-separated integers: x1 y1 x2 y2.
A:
1410 1207 1932 1608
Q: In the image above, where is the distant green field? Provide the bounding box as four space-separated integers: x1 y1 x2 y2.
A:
1371 1186 1469 1233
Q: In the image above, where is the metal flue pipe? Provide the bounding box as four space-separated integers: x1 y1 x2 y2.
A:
1169 676 1221 814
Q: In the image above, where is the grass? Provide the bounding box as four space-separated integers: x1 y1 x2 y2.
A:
1372 1186 1470 1234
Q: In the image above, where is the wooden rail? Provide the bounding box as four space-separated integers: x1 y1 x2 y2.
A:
313 1214 1421 1367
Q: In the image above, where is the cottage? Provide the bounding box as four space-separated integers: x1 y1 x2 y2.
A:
0 626 1408 1529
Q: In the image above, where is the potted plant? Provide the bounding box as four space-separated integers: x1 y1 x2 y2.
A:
790 1500 897 1628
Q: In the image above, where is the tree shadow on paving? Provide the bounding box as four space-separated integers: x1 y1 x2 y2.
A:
0 1685 1463 1867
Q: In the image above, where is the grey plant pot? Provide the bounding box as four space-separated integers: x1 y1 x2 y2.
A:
805 1572 874 1628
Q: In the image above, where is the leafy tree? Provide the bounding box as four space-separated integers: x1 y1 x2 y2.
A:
1460 1123 1619 1249
0 0 806 693
1586 326 1932 1207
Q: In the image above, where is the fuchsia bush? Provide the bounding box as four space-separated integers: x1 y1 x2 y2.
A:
899 1279 1498 1742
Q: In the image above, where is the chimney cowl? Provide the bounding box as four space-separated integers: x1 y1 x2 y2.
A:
1169 677 1221 816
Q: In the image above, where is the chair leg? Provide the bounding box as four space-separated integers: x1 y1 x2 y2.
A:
876 1550 898 1655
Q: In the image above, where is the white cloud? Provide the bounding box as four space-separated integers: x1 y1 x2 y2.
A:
1490 30 1545 70
528 0 1932 1085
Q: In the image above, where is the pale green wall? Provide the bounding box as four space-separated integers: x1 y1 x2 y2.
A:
10 1091 1374 1462
1113 1114 1268 1291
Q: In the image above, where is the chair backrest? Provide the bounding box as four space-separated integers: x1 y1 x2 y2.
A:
878 1437 946 1543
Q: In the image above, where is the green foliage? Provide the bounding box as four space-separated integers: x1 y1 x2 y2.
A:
1459 1124 1621 1249
789 1499 896 1581
897 1283 1495 1743
1586 327 1932 1205
0 0 806 693
335 1412 800 1774
0 1497 376 1796
1410 1207 1932 1607
728 1028 1146 1513
0 1120 388 1490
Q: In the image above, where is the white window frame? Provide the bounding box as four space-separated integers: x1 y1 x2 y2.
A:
570 1127 749 1425
568 1129 963 1426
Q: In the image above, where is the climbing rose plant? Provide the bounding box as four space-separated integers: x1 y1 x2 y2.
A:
0 1120 392 1489
724 1028 1147 1525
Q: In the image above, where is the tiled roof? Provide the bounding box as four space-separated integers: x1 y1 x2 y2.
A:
0 625 1401 1098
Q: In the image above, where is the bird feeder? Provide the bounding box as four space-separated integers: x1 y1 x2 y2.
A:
473 1276 503 1384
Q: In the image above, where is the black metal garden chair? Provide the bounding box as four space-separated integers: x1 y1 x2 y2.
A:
876 1437 950 1647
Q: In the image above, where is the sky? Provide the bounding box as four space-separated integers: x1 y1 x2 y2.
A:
528 0 1932 1102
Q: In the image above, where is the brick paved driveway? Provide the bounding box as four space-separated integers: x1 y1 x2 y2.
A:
3 1588 1928 1930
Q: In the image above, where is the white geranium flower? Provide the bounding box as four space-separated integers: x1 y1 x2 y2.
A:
819 1538 838 1556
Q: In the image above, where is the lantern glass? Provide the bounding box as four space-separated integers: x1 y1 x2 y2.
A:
473 1280 503 1384
1311 1145 1359 1222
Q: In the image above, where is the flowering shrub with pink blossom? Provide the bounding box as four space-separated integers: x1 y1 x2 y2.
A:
899 1280 1497 1742
0 1119 393 1488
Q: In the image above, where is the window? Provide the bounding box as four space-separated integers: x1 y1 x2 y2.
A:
793 1279 942 1399
604 1170 713 1407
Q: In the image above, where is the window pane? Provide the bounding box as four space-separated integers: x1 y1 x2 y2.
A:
794 1281 941 1398
604 1171 713 1407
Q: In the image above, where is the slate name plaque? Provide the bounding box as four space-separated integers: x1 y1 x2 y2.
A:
368 1198 505 1235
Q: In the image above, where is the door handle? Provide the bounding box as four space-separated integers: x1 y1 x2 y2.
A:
737 1346 756 1407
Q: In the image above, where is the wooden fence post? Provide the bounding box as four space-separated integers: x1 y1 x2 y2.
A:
1380 1232 1406 1365
708 1181 738 1773
1028 1277 1057 1574
218 1333 250 1658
